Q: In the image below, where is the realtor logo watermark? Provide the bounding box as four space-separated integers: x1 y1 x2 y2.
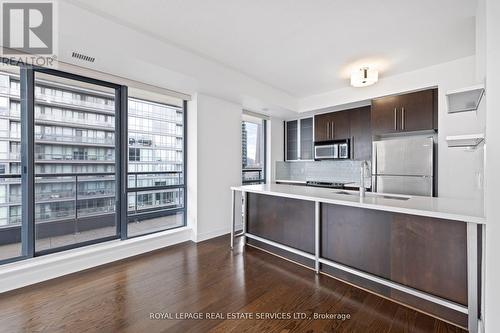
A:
1 1 57 67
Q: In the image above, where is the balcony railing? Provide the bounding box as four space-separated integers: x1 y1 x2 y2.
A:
35 92 115 112
0 170 185 227
0 174 21 227
31 173 117 224
128 108 183 123
0 153 20 160
35 112 115 129
7 187 116 204
35 133 115 146
127 171 184 215
242 168 265 185
35 153 115 162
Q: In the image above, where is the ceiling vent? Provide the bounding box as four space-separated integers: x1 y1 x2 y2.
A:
71 51 95 63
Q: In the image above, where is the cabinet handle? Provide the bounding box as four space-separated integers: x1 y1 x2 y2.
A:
326 122 329 139
401 107 405 130
350 136 354 159
394 108 397 130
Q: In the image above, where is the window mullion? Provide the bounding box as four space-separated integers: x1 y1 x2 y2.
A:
20 66 35 258
118 86 128 240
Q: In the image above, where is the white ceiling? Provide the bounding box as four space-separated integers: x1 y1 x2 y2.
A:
66 0 477 98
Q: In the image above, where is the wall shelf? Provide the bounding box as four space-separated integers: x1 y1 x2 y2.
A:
446 84 485 113
446 134 485 148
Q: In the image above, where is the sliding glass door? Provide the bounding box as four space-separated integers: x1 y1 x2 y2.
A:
32 70 122 254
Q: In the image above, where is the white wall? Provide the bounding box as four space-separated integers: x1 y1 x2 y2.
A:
298 56 485 201
189 94 242 241
269 118 284 182
186 97 199 240
484 0 500 331
475 0 487 83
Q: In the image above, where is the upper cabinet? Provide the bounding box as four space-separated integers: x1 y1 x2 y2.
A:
313 106 372 161
285 117 313 161
285 120 298 161
371 88 437 135
300 117 314 160
349 106 372 161
314 110 350 142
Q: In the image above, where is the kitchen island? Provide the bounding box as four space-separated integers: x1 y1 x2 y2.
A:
230 184 485 332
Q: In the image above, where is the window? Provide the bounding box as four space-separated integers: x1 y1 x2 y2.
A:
242 114 266 184
33 71 118 253
0 63 187 265
127 97 185 237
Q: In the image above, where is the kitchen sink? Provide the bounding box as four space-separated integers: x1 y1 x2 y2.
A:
333 191 355 196
379 195 410 201
332 190 411 201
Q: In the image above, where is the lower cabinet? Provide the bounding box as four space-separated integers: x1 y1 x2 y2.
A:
245 193 471 327
321 204 467 305
322 204 392 278
246 193 315 254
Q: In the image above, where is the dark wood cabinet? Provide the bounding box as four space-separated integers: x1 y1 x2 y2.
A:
245 193 473 327
285 120 298 160
330 111 350 140
314 107 372 160
349 106 372 161
285 118 313 161
322 204 392 279
321 203 467 306
390 214 467 305
314 111 350 142
314 113 330 142
371 88 437 135
246 193 315 254
299 117 314 160
371 95 400 135
399 89 436 132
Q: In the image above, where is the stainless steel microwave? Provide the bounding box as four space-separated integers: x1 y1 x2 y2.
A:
314 140 350 160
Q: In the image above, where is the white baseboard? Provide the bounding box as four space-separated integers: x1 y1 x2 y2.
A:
194 223 244 242
0 227 192 294
195 227 228 242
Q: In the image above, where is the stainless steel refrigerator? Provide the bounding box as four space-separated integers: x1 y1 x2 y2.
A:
371 136 434 196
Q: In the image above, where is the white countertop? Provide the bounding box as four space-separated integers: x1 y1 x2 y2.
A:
231 183 486 224
275 179 307 184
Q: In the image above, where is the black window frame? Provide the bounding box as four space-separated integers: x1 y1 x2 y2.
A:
0 60 188 265
125 98 187 239
241 117 267 185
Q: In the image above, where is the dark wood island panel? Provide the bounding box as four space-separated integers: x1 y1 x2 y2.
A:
246 193 315 254
390 213 467 304
243 192 475 328
321 203 467 306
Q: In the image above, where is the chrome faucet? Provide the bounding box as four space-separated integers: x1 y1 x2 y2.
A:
360 160 369 197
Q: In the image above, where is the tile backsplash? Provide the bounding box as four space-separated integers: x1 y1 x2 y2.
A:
276 160 372 187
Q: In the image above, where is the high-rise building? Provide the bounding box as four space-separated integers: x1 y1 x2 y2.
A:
0 67 185 256
241 121 247 167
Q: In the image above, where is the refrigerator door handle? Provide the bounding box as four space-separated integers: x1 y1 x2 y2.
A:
393 108 397 130
401 107 405 130
372 142 377 192
372 142 377 175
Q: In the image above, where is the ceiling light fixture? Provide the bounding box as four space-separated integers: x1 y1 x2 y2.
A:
350 66 378 87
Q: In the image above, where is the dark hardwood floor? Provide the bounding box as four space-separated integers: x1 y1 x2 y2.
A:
0 235 465 333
